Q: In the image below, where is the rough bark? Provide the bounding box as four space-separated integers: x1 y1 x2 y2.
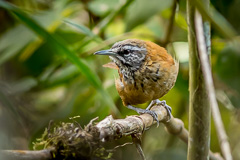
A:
187 0 211 159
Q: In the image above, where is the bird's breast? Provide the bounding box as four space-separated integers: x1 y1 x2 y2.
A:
115 62 177 106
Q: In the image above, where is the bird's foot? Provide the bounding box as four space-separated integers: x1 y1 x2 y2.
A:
152 99 172 122
127 105 159 127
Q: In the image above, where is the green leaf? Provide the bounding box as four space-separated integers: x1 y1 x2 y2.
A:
0 1 119 115
64 20 102 43
0 1 78 64
0 25 36 65
45 64 80 87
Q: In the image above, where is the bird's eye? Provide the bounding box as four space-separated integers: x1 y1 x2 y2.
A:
122 49 130 55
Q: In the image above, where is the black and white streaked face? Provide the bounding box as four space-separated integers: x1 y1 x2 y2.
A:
111 43 147 70
94 40 148 71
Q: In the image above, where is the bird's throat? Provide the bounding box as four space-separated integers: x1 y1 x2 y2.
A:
109 56 138 84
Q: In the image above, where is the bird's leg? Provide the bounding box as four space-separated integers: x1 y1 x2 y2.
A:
145 100 156 110
147 99 172 122
127 105 159 126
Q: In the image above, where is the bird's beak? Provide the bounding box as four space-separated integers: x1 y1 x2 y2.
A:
94 49 116 56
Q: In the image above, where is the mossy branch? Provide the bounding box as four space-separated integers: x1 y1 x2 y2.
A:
1 103 223 160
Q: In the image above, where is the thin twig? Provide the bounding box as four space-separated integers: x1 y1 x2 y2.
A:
195 10 233 160
132 135 146 160
0 149 52 160
110 142 133 151
162 0 178 47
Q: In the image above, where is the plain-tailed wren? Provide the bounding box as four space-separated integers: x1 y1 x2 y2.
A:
95 39 178 125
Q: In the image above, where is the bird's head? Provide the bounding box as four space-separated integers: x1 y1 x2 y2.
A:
94 39 148 71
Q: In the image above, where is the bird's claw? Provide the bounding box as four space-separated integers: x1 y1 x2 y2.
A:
154 100 172 122
141 110 159 127
127 105 159 127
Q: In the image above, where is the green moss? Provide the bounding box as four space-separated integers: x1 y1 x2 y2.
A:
33 121 112 160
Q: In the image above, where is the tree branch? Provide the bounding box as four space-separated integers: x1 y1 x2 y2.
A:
187 0 211 159
0 149 52 160
195 9 233 160
1 103 223 160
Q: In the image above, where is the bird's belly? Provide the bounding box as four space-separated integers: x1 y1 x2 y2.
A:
122 91 152 105
116 79 169 106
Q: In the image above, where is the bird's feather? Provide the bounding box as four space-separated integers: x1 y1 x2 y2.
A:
103 62 118 69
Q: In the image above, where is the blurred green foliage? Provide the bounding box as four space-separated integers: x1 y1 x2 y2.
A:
0 0 240 159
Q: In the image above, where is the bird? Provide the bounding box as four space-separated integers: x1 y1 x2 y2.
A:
94 39 178 125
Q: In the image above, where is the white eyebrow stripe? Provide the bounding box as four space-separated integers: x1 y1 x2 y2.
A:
122 45 146 51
